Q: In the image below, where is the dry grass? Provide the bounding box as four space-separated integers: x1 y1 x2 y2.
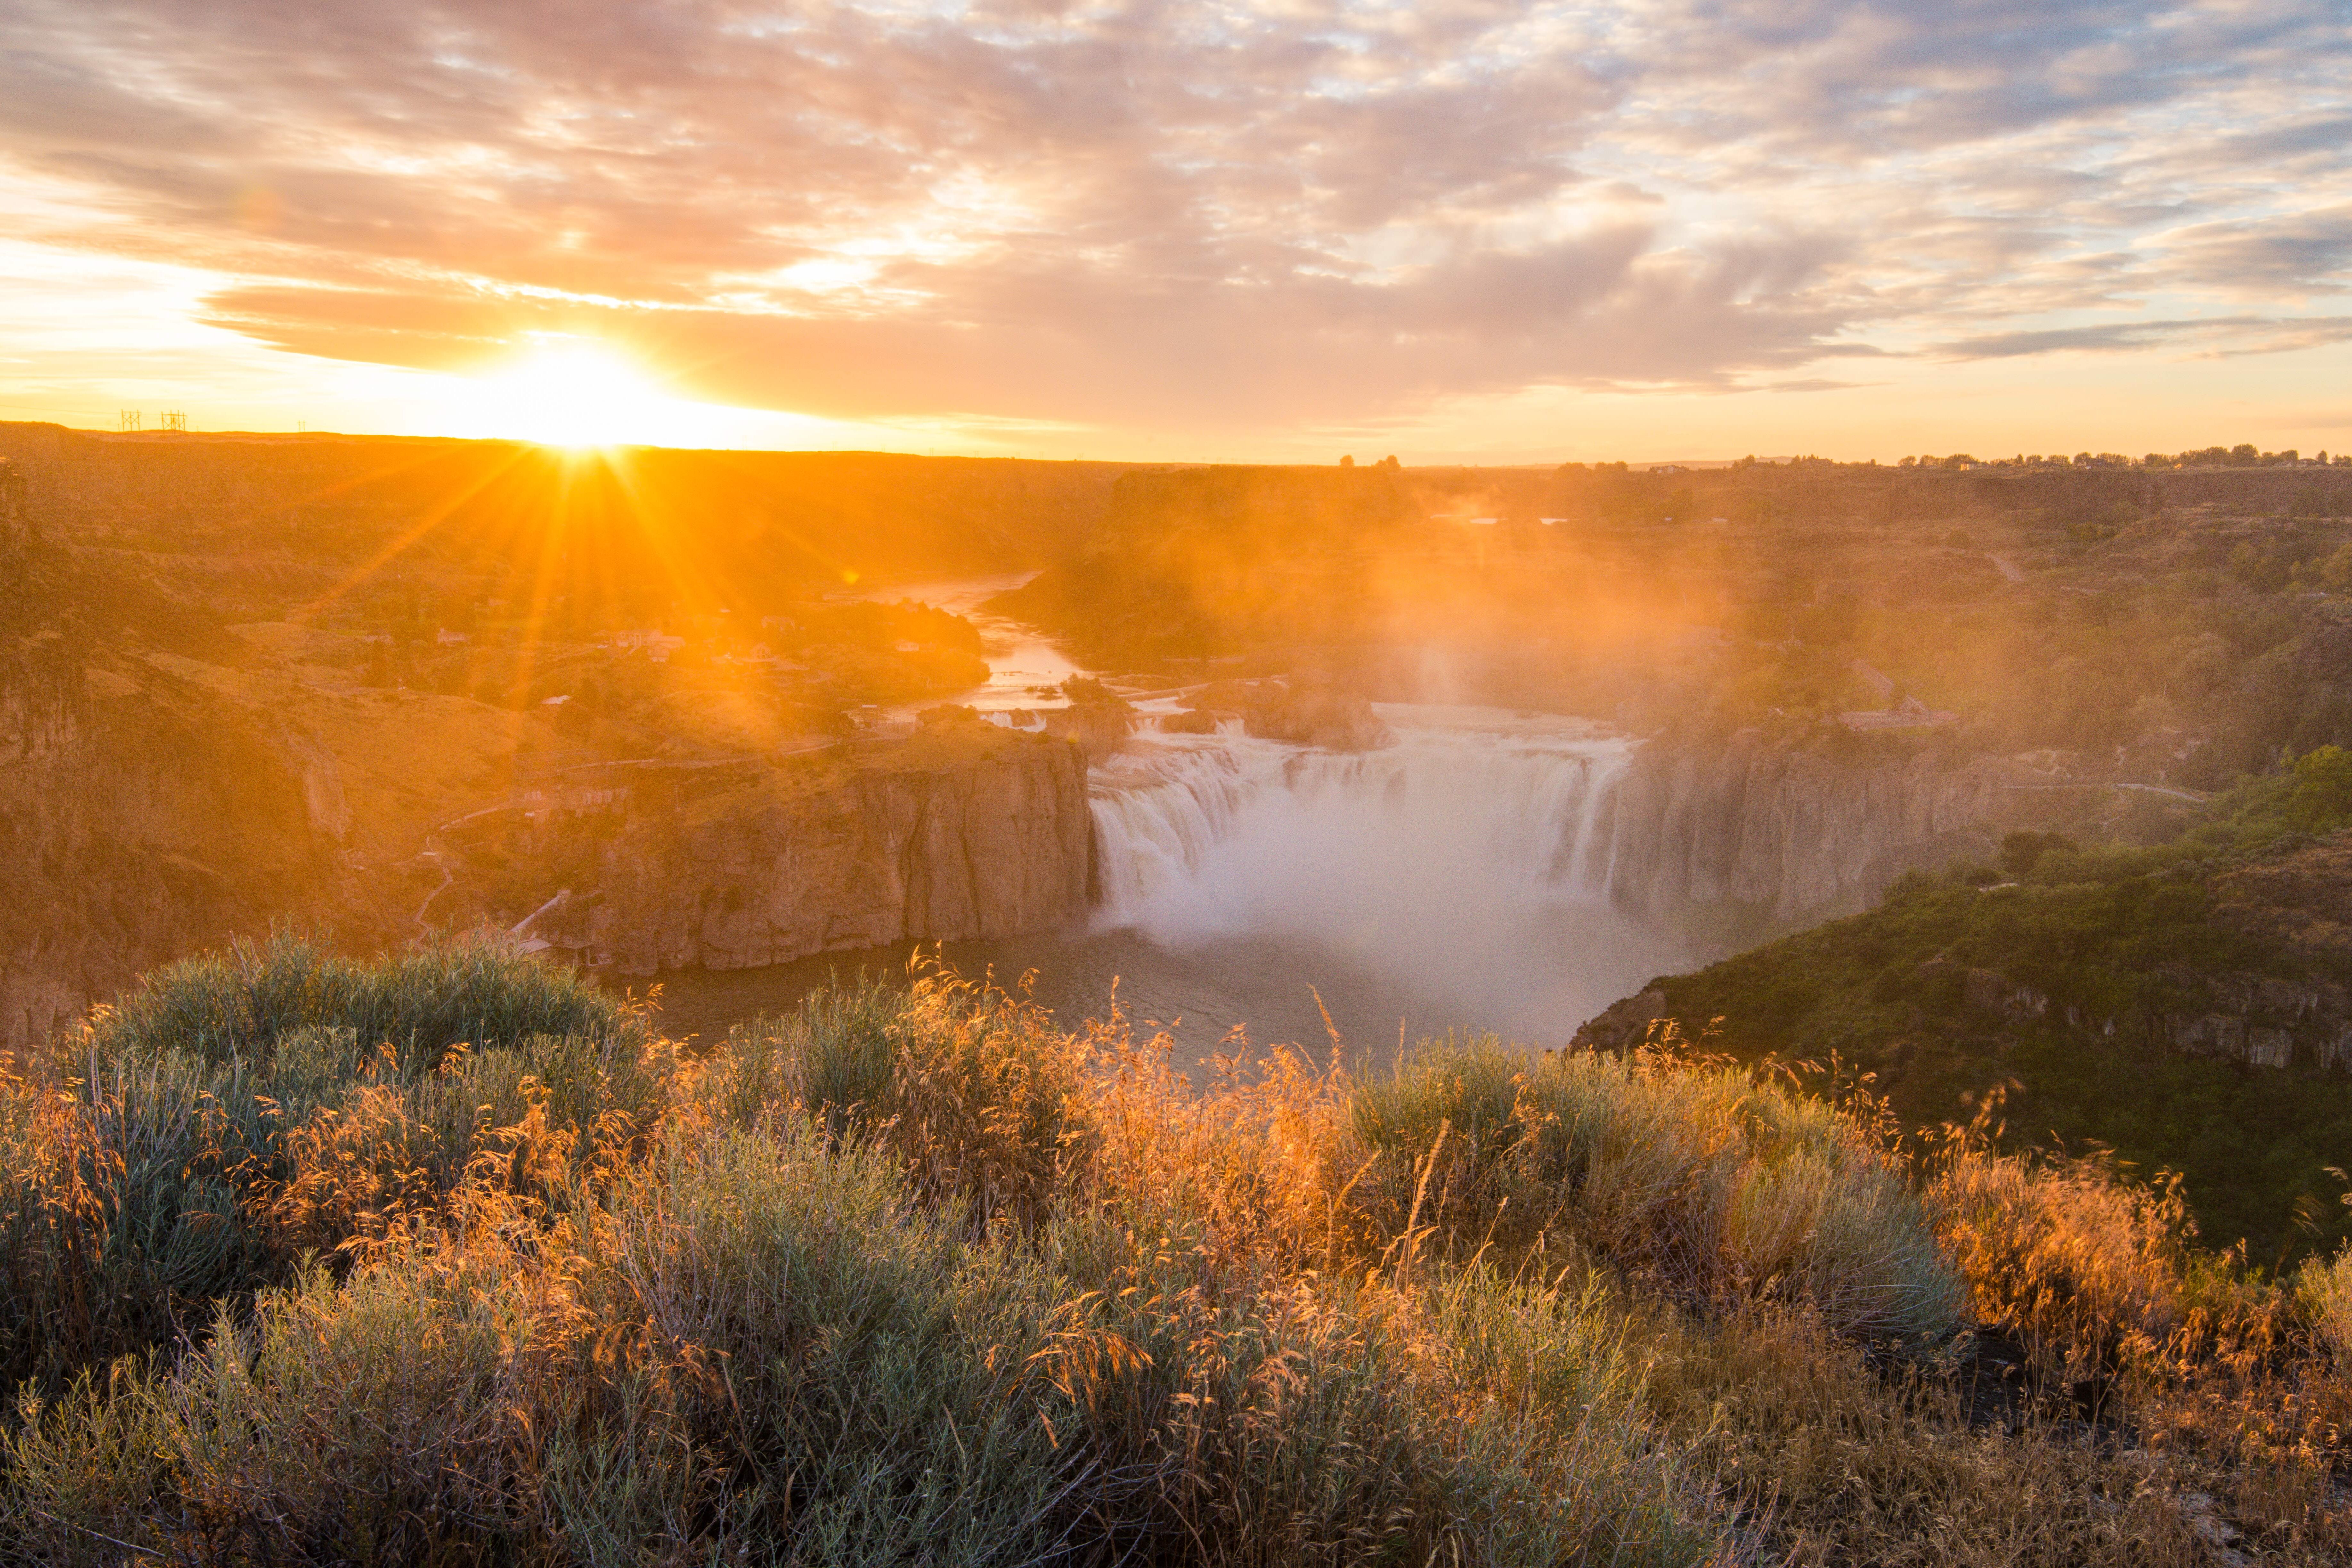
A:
1 945 2347 1565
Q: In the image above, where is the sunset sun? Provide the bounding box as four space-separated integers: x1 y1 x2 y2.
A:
460 340 689 448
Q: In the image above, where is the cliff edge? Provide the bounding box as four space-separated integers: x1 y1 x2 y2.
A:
502 730 1094 975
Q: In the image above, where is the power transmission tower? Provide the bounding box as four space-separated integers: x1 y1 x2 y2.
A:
118 410 141 432
159 410 187 432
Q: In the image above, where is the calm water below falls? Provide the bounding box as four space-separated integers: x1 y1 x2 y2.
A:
646 585 1689 1068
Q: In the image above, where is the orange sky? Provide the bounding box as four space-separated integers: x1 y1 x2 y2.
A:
3 1 2348 462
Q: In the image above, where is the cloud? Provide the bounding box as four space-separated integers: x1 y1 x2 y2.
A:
1936 314 2352 359
2159 206 2352 294
1 0 2348 436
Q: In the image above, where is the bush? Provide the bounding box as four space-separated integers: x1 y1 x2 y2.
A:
85 928 639 1074
0 935 664 1391
767 966 1093 1228
1337 1037 1966 1339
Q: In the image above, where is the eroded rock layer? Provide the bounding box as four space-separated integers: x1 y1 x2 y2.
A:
1600 733 2010 925
513 733 1093 975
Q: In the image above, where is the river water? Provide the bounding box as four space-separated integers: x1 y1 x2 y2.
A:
650 580 1688 1066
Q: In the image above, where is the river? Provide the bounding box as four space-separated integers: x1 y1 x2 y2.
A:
648 578 1688 1066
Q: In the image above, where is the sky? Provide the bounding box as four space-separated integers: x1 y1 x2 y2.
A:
1 0 2348 462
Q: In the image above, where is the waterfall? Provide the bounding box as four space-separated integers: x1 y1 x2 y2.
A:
1092 710 1633 924
1086 707 1678 1043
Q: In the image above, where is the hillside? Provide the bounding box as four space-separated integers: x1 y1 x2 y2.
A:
1579 754 2352 1263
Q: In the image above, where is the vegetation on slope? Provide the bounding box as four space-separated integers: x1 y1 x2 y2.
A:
1614 752 2352 1264
3 938 2348 1563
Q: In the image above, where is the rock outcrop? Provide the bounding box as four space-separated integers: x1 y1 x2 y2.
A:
2209 834 2352 963
1043 699 1135 763
1578 954 2352 1076
514 733 1093 975
1192 678 1393 751
1598 732 2010 925
0 622 336 1052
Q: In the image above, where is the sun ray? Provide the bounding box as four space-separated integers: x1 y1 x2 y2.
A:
289 440 541 624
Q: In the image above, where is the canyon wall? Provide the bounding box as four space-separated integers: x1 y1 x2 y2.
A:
0 626 340 1053
1599 732 2008 927
514 735 1093 975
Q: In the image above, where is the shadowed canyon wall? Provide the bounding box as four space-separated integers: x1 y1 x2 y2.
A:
506 735 1094 976
1600 734 2009 927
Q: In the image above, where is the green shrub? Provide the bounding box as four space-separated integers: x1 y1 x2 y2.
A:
85 929 639 1074
598 1123 1081 1565
0 936 666 1391
1340 1037 1965 1339
773 968 1093 1228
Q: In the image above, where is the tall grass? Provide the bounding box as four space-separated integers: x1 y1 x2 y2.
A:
3 945 2348 1564
2302 1245 2352 1369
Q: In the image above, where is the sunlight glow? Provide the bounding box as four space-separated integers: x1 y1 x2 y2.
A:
453 340 702 448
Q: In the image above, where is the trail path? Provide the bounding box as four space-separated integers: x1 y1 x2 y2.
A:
1990 553 2027 583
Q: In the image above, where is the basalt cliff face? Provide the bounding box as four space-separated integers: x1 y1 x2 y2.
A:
0 609 339 1053
512 734 1093 976
1598 733 2006 928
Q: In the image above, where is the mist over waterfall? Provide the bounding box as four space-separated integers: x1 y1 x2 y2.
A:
1088 706 1689 1047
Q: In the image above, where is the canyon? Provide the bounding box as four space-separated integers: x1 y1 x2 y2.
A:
12 431 2352 1097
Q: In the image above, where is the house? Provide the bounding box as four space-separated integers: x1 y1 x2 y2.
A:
435 628 468 646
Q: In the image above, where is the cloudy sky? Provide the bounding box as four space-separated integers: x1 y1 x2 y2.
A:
2 0 2348 459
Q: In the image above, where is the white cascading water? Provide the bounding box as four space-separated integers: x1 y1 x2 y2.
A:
1088 705 1685 1046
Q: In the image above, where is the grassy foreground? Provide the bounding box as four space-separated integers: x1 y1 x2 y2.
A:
0 937 2347 1564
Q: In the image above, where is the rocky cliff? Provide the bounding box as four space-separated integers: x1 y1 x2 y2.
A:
510 732 1093 975
0 599 339 1052
1598 732 2009 927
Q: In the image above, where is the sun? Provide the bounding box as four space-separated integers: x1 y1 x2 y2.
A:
459 340 694 449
